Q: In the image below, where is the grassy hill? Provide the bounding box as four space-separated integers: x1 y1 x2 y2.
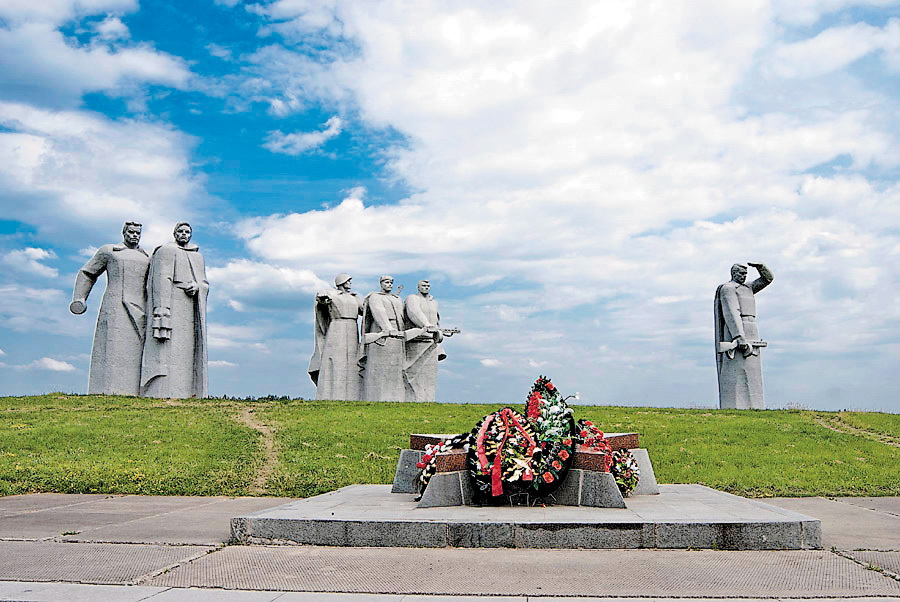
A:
1 394 897 498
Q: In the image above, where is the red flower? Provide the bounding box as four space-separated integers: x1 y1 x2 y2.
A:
542 472 554 483
579 430 588 437
415 462 426 469
584 420 593 426
563 438 572 446
552 460 562 470
422 454 432 462
558 449 569 460
546 382 555 390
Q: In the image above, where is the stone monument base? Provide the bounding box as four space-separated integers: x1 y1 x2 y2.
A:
392 432 659 508
230 484 821 550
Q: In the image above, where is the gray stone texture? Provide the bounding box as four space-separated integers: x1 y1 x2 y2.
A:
416 470 473 508
714 262 773 409
767 496 900 551
141 223 209 399
309 274 363 400
71 222 149 396
233 484 821 550
390 449 425 493
359 277 407 402
629 447 660 495
403 281 445 402
579 470 627 508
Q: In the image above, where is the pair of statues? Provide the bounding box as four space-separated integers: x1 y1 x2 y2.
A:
71 222 209 399
308 275 457 402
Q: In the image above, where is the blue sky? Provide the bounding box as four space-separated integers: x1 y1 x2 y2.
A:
0 0 898 411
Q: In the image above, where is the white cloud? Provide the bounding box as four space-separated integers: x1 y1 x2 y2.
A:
209 360 239 368
0 349 6 356
94 16 130 41
206 43 233 60
16 357 78 372
0 102 206 247
2 247 59 278
480 358 501 368
0 21 192 108
0 0 136 26
263 115 343 155
0 285 86 336
208 259 328 311
769 20 899 79
225 1 900 408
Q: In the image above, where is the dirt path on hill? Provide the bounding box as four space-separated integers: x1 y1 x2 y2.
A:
235 405 278 495
813 414 900 448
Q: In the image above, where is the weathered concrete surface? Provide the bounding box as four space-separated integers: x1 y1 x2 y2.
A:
1 493 898 600
149 546 900 597
0 493 293 544
768 496 900 551
232 484 820 549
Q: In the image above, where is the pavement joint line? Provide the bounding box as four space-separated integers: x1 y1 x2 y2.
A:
832 548 900 583
826 496 900 521
46 495 236 539
0 494 126 516
132 543 226 586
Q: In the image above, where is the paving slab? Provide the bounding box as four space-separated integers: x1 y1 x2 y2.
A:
0 494 293 544
0 540 212 585
149 546 900 597
768 497 900 551
0 580 167 602
0 494 118 518
848 550 900 576
233 484 820 549
837 496 900 517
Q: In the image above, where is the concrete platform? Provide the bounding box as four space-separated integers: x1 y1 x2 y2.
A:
231 484 821 550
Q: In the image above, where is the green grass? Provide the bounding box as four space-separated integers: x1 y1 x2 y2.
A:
1 394 897 498
837 411 900 439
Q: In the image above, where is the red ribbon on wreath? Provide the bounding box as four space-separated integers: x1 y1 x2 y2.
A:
475 408 537 496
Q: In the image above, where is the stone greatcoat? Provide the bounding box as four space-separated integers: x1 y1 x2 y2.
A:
73 244 150 395
309 289 363 400
403 293 446 402
714 269 773 409
359 291 406 402
140 242 209 399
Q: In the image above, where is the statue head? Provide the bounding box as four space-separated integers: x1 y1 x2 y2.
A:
731 263 748 284
173 222 192 247
122 221 142 248
417 279 431 295
379 275 394 294
335 273 352 292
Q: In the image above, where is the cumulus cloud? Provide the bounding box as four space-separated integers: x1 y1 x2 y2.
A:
209 360 239 368
223 1 900 406
2 247 59 278
0 18 191 108
0 102 206 246
4 357 78 372
0 285 86 335
480 358 501 368
263 115 343 155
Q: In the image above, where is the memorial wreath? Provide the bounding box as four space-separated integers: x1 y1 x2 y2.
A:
415 376 640 503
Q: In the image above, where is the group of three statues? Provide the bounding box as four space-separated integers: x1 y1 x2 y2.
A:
309 274 457 402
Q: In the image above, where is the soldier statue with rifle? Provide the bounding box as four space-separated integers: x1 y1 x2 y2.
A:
714 262 774 409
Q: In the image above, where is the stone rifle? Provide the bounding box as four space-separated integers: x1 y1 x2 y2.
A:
363 327 460 345
716 340 767 359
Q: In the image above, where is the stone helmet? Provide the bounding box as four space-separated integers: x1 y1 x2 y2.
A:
334 273 352 286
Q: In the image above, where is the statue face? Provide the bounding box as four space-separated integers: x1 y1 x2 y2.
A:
732 265 748 284
174 224 192 246
418 281 430 295
380 278 393 293
338 279 352 292
123 225 141 247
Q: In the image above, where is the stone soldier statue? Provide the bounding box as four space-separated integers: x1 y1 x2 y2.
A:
141 222 209 399
309 273 363 400
714 262 774 409
359 275 407 401
70 221 150 395
403 279 447 402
